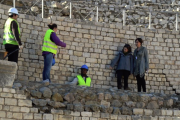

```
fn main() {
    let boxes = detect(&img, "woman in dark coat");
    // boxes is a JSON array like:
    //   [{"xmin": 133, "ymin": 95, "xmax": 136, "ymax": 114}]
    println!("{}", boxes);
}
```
[
  {"xmin": 110, "ymin": 44, "xmax": 133, "ymax": 90},
  {"xmin": 133, "ymin": 38, "xmax": 149, "ymax": 92}
]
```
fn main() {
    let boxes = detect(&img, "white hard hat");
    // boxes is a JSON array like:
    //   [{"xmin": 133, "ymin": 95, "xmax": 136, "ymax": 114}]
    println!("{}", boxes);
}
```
[{"xmin": 8, "ymin": 7, "xmax": 19, "ymax": 15}]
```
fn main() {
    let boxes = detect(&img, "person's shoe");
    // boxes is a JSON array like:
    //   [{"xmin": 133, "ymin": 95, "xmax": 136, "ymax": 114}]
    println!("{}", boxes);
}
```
[
  {"xmin": 42, "ymin": 79, "xmax": 50, "ymax": 86},
  {"xmin": 124, "ymin": 87, "xmax": 131, "ymax": 90}
]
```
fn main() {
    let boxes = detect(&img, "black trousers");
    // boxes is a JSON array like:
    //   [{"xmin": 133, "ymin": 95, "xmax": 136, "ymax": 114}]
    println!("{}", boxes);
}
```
[
  {"xmin": 136, "ymin": 75, "xmax": 146, "ymax": 92},
  {"xmin": 116, "ymin": 70, "xmax": 130, "ymax": 89},
  {"xmin": 5, "ymin": 46, "xmax": 19, "ymax": 63}
]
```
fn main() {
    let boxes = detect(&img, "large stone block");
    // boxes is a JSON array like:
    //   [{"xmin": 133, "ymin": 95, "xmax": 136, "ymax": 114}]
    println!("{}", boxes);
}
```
[{"xmin": 0, "ymin": 60, "xmax": 17, "ymax": 87}]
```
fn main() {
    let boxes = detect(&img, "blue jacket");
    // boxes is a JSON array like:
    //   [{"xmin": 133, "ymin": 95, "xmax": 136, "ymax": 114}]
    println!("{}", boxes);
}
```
[{"xmin": 111, "ymin": 51, "xmax": 133, "ymax": 74}]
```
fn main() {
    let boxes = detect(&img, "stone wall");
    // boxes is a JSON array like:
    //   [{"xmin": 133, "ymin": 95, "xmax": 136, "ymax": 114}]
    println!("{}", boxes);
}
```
[
  {"xmin": 1, "ymin": 0, "xmax": 180, "ymax": 30},
  {"xmin": 0, "ymin": 81, "xmax": 179, "ymax": 120},
  {"xmin": 0, "ymin": 3, "xmax": 180, "ymax": 94}
]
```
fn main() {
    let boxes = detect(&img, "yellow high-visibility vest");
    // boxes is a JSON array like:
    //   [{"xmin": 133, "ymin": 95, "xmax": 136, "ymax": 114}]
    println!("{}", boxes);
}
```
[{"xmin": 42, "ymin": 29, "xmax": 58, "ymax": 54}]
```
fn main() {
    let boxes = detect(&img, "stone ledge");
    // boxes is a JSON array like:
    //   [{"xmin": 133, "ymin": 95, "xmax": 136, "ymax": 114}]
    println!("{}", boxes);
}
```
[{"xmin": 0, "ymin": 60, "xmax": 17, "ymax": 87}]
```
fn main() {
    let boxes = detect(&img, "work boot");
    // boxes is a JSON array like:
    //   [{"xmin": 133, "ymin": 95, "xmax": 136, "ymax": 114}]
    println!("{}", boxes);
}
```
[{"xmin": 42, "ymin": 79, "xmax": 50, "ymax": 86}]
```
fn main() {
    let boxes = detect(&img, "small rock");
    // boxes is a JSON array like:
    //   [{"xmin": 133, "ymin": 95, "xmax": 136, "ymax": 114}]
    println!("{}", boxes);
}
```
[
  {"xmin": 136, "ymin": 102, "xmax": 145, "ymax": 108},
  {"xmin": 105, "ymin": 93, "xmax": 112, "ymax": 100},
  {"xmin": 39, "ymin": 87, "xmax": 52, "ymax": 98},
  {"xmin": 113, "ymin": 107, "xmax": 121, "ymax": 115},
  {"xmin": 126, "ymin": 101, "xmax": 136, "ymax": 107},
  {"xmin": 52, "ymin": 93, "xmax": 63, "ymax": 102},
  {"xmin": 13, "ymin": 83, "xmax": 22, "ymax": 88},
  {"xmin": 147, "ymin": 101, "xmax": 159, "ymax": 109},
  {"xmin": 31, "ymin": 6, "xmax": 39, "ymax": 12},
  {"xmin": 31, "ymin": 90, "xmax": 42, "ymax": 98},
  {"xmin": 111, "ymin": 100, "xmax": 122, "ymax": 107},
  {"xmin": 101, "ymin": 100, "xmax": 110, "ymax": 107},
  {"xmin": 48, "ymin": 101, "xmax": 66, "ymax": 108},
  {"xmin": 74, "ymin": 104, "xmax": 84, "ymax": 112},
  {"xmin": 67, "ymin": 104, "xmax": 74, "ymax": 110},
  {"xmin": 32, "ymin": 99, "xmax": 48, "ymax": 106},
  {"xmin": 164, "ymin": 99, "xmax": 173, "ymax": 107},
  {"xmin": 120, "ymin": 106, "xmax": 132, "ymax": 115},
  {"xmin": 120, "ymin": 94, "xmax": 129, "ymax": 102},
  {"xmin": 90, "ymin": 104, "xmax": 100, "ymax": 112},
  {"xmin": 64, "ymin": 93, "xmax": 75, "ymax": 102},
  {"xmin": 98, "ymin": 93, "xmax": 104, "ymax": 100},
  {"xmin": 100, "ymin": 105, "xmax": 113, "ymax": 113}
]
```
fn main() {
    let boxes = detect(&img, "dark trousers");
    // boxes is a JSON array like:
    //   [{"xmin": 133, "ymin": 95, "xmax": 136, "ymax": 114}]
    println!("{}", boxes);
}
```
[
  {"xmin": 136, "ymin": 75, "xmax": 146, "ymax": 92},
  {"xmin": 5, "ymin": 46, "xmax": 19, "ymax": 63},
  {"xmin": 43, "ymin": 53, "xmax": 53, "ymax": 82},
  {"xmin": 116, "ymin": 70, "xmax": 130, "ymax": 89}
]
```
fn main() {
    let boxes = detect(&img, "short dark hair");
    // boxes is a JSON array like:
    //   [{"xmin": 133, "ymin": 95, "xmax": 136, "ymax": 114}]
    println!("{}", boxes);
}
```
[
  {"xmin": 123, "ymin": 44, "xmax": 132, "ymax": 53},
  {"xmin": 135, "ymin": 38, "xmax": 143, "ymax": 45},
  {"xmin": 48, "ymin": 23, "xmax": 57, "ymax": 30},
  {"xmin": 8, "ymin": 13, "xmax": 17, "ymax": 18}
]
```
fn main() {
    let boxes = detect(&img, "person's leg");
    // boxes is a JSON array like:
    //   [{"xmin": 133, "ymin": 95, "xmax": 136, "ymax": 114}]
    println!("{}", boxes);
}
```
[
  {"xmin": 116, "ymin": 70, "xmax": 123, "ymax": 89},
  {"xmin": 43, "ymin": 53, "xmax": 53, "ymax": 82},
  {"xmin": 6, "ymin": 47, "xmax": 19, "ymax": 63},
  {"xmin": 141, "ymin": 76, "xmax": 146, "ymax": 92},
  {"xmin": 136, "ymin": 75, "xmax": 141, "ymax": 92},
  {"xmin": 123, "ymin": 70, "xmax": 130, "ymax": 89}
]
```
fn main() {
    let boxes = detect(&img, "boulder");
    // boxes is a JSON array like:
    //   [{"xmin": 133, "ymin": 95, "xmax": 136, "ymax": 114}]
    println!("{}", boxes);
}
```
[
  {"xmin": 52, "ymin": 93, "xmax": 63, "ymax": 102},
  {"xmin": 111, "ymin": 100, "xmax": 122, "ymax": 107},
  {"xmin": 32, "ymin": 99, "xmax": 48, "ymax": 106},
  {"xmin": 64, "ymin": 93, "xmax": 75, "ymax": 102},
  {"xmin": 31, "ymin": 90, "xmax": 42, "ymax": 98},
  {"xmin": 48, "ymin": 101, "xmax": 66, "ymax": 108},
  {"xmin": 74, "ymin": 104, "xmax": 84, "ymax": 112},
  {"xmin": 147, "ymin": 101, "xmax": 159, "ymax": 109},
  {"xmin": 39, "ymin": 87, "xmax": 52, "ymax": 98},
  {"xmin": 120, "ymin": 106, "xmax": 132, "ymax": 115}
]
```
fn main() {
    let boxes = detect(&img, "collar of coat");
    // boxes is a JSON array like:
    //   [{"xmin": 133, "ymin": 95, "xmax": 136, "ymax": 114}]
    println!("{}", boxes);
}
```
[{"xmin": 119, "ymin": 51, "xmax": 132, "ymax": 55}]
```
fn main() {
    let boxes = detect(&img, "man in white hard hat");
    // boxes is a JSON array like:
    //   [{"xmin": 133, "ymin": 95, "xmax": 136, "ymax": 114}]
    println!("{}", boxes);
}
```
[{"xmin": 3, "ymin": 7, "xmax": 23, "ymax": 63}]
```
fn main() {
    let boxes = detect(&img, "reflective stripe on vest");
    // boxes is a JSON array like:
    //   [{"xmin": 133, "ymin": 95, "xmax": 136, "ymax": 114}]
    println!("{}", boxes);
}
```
[
  {"xmin": 42, "ymin": 29, "xmax": 58, "ymax": 54},
  {"xmin": 77, "ymin": 75, "xmax": 91, "ymax": 87},
  {"xmin": 3, "ymin": 18, "xmax": 21, "ymax": 45}
]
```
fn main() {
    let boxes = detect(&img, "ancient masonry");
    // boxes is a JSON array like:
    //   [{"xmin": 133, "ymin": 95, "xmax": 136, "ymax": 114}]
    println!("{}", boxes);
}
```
[
  {"xmin": 1, "ymin": 2, "xmax": 180, "ymax": 94},
  {"xmin": 1, "ymin": 60, "xmax": 180, "ymax": 120},
  {"xmin": 1, "ymin": 0, "xmax": 180, "ymax": 30}
]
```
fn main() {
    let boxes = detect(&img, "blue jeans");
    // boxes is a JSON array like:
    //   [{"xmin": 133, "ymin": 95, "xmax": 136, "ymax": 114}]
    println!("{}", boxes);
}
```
[{"xmin": 43, "ymin": 53, "xmax": 53, "ymax": 82}]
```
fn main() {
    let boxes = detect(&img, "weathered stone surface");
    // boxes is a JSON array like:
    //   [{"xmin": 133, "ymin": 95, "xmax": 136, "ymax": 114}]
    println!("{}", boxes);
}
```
[
  {"xmin": 52, "ymin": 93, "xmax": 63, "ymax": 102},
  {"xmin": 48, "ymin": 101, "xmax": 66, "ymax": 108},
  {"xmin": 30, "ymin": 90, "xmax": 42, "ymax": 98},
  {"xmin": 113, "ymin": 107, "xmax": 121, "ymax": 115},
  {"xmin": 120, "ymin": 107, "xmax": 132, "ymax": 115},
  {"xmin": 64, "ymin": 93, "xmax": 75, "ymax": 102},
  {"xmin": 101, "ymin": 100, "xmax": 110, "ymax": 108},
  {"xmin": 111, "ymin": 100, "xmax": 122, "ymax": 107},
  {"xmin": 0, "ymin": 60, "xmax": 17, "ymax": 87},
  {"xmin": 147, "ymin": 101, "xmax": 159, "ymax": 109},
  {"xmin": 136, "ymin": 102, "xmax": 146, "ymax": 108},
  {"xmin": 74, "ymin": 104, "xmax": 84, "ymax": 112},
  {"xmin": 164, "ymin": 99, "xmax": 173, "ymax": 107},
  {"xmin": 32, "ymin": 99, "xmax": 48, "ymax": 106},
  {"xmin": 39, "ymin": 87, "xmax": 52, "ymax": 98},
  {"xmin": 90, "ymin": 104, "xmax": 100, "ymax": 112}
]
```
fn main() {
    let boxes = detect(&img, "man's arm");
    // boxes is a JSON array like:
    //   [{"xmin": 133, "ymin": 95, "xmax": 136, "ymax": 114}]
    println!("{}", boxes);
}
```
[
  {"xmin": 69, "ymin": 78, "xmax": 78, "ymax": 85},
  {"xmin": 11, "ymin": 21, "xmax": 22, "ymax": 45}
]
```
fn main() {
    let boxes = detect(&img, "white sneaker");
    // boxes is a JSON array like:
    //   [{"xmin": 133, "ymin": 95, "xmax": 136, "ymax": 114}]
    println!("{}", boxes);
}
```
[{"xmin": 42, "ymin": 79, "xmax": 50, "ymax": 85}]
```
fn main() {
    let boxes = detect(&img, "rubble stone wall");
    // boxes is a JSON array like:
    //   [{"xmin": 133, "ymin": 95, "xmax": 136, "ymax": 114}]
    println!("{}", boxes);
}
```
[
  {"xmin": 0, "ymin": 3, "xmax": 180, "ymax": 94},
  {"xmin": 1, "ymin": 0, "xmax": 180, "ymax": 30},
  {"xmin": 1, "ymin": 82, "xmax": 180, "ymax": 120}
]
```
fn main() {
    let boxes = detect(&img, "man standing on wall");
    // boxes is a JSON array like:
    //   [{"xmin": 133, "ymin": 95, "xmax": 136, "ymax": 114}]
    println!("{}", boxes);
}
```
[{"xmin": 3, "ymin": 7, "xmax": 23, "ymax": 63}]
